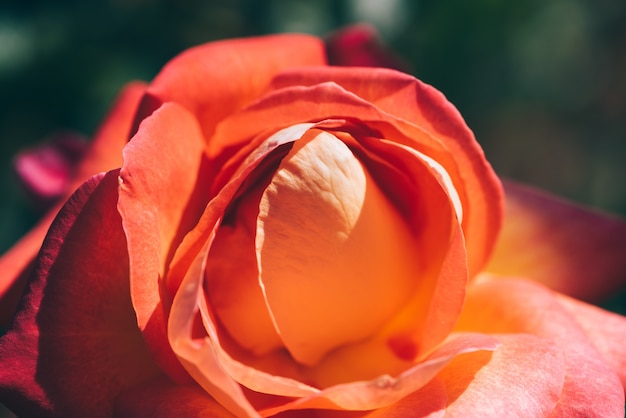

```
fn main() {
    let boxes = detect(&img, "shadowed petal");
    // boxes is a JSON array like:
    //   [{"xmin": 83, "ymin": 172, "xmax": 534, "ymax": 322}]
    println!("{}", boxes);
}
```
[
  {"xmin": 0, "ymin": 171, "xmax": 160, "ymax": 418},
  {"xmin": 485, "ymin": 179, "xmax": 626, "ymax": 301}
]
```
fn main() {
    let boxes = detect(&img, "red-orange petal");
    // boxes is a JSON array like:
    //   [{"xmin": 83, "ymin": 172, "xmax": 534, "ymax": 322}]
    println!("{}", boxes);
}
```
[
  {"xmin": 133, "ymin": 34, "xmax": 326, "ymax": 146},
  {"xmin": 118, "ymin": 102, "xmax": 210, "ymax": 382},
  {"xmin": 0, "ymin": 171, "xmax": 160, "ymax": 418},
  {"xmin": 455, "ymin": 275, "xmax": 624, "ymax": 416},
  {"xmin": 0, "ymin": 81, "xmax": 145, "ymax": 328},
  {"xmin": 269, "ymin": 67, "xmax": 504, "ymax": 278},
  {"xmin": 485, "ymin": 179, "xmax": 626, "ymax": 301}
]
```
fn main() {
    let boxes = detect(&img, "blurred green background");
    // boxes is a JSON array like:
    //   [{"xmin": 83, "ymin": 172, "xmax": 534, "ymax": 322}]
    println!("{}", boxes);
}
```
[{"xmin": 0, "ymin": 0, "xmax": 625, "ymax": 252}]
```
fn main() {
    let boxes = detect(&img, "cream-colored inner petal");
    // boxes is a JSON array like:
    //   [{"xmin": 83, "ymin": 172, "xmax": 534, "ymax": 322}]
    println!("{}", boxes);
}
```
[{"xmin": 257, "ymin": 130, "xmax": 421, "ymax": 366}]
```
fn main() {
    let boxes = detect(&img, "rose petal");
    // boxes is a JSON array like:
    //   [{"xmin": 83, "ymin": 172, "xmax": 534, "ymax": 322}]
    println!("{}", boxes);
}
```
[
  {"xmin": 359, "ymin": 378, "xmax": 447, "ymax": 418},
  {"xmin": 0, "ymin": 81, "xmax": 145, "ymax": 328},
  {"xmin": 485, "ymin": 179, "xmax": 626, "ymax": 301},
  {"xmin": 0, "ymin": 171, "xmax": 160, "ymax": 418},
  {"xmin": 203, "ymin": 124, "xmax": 318, "ymax": 358},
  {"xmin": 114, "ymin": 376, "xmax": 234, "ymax": 418},
  {"xmin": 347, "ymin": 137, "xmax": 467, "ymax": 361},
  {"xmin": 269, "ymin": 67, "xmax": 504, "ymax": 278},
  {"xmin": 118, "ymin": 102, "xmax": 210, "ymax": 382},
  {"xmin": 168, "ymin": 241, "xmax": 262, "ymax": 417},
  {"xmin": 265, "ymin": 379, "xmax": 447, "ymax": 418},
  {"xmin": 281, "ymin": 134, "xmax": 468, "ymax": 387},
  {"xmin": 260, "ymin": 333, "xmax": 499, "ymax": 415},
  {"xmin": 257, "ymin": 130, "xmax": 421, "ymax": 366},
  {"xmin": 133, "ymin": 34, "xmax": 326, "ymax": 146},
  {"xmin": 438, "ymin": 334, "xmax": 564, "ymax": 417},
  {"xmin": 557, "ymin": 294, "xmax": 626, "ymax": 387},
  {"xmin": 455, "ymin": 275, "xmax": 625, "ymax": 416}
]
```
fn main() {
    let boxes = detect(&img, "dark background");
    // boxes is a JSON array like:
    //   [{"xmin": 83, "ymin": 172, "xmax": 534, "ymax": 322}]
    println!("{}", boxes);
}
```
[{"xmin": 1, "ymin": 0, "xmax": 625, "ymax": 264}]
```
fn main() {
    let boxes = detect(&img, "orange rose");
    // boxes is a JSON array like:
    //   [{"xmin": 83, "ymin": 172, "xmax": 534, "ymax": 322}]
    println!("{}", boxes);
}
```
[{"xmin": 1, "ymin": 33, "xmax": 625, "ymax": 417}]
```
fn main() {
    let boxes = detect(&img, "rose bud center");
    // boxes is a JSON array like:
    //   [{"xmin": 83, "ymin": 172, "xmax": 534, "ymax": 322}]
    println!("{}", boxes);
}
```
[{"xmin": 206, "ymin": 128, "xmax": 421, "ymax": 367}]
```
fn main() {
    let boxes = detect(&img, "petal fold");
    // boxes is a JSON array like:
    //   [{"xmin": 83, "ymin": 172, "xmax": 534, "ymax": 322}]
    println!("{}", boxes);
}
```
[{"xmin": 260, "ymin": 333, "xmax": 499, "ymax": 415}]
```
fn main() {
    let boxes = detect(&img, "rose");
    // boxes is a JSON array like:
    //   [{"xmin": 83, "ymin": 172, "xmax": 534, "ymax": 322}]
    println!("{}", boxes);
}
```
[{"xmin": 1, "ymin": 32, "xmax": 626, "ymax": 418}]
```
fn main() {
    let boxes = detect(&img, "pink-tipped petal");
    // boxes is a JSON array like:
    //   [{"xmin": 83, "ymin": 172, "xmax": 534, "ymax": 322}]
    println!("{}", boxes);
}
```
[
  {"xmin": 0, "ymin": 171, "xmax": 160, "ymax": 418},
  {"xmin": 486, "ymin": 179, "xmax": 626, "ymax": 301},
  {"xmin": 557, "ymin": 294, "xmax": 626, "ymax": 388},
  {"xmin": 455, "ymin": 276, "xmax": 625, "ymax": 416}
]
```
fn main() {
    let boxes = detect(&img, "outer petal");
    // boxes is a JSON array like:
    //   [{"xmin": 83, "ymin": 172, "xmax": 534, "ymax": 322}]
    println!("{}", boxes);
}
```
[
  {"xmin": 0, "ymin": 171, "xmax": 160, "ymax": 418},
  {"xmin": 0, "ymin": 82, "xmax": 146, "ymax": 327},
  {"xmin": 485, "ymin": 179, "xmax": 626, "ymax": 301},
  {"xmin": 455, "ymin": 275, "xmax": 624, "ymax": 417},
  {"xmin": 269, "ymin": 67, "xmax": 504, "ymax": 278},
  {"xmin": 557, "ymin": 294, "xmax": 626, "ymax": 387},
  {"xmin": 118, "ymin": 102, "xmax": 211, "ymax": 382},
  {"xmin": 133, "ymin": 34, "xmax": 326, "ymax": 145}
]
